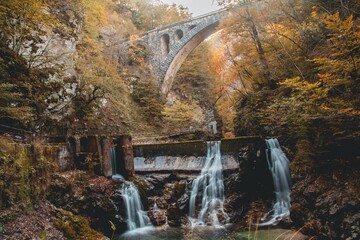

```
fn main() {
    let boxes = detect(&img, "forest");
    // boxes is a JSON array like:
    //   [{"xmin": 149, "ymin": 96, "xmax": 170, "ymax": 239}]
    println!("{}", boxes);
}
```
[
  {"xmin": 1, "ymin": 0, "xmax": 359, "ymax": 138},
  {"xmin": 0, "ymin": 0, "xmax": 359, "ymax": 239}
]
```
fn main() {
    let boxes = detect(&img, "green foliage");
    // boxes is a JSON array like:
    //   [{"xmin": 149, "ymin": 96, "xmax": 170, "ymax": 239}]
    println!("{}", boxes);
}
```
[
  {"xmin": 41, "ymin": 230, "xmax": 47, "ymax": 240},
  {"xmin": 172, "ymin": 43, "xmax": 212, "ymax": 106},
  {"xmin": 0, "ymin": 1, "xmax": 71, "ymax": 130},
  {"xmin": 53, "ymin": 209, "xmax": 105, "ymax": 240},
  {"xmin": 0, "ymin": 0, "xmax": 56, "ymax": 56},
  {"xmin": 109, "ymin": 220, "xmax": 116, "ymax": 240},
  {"xmin": 0, "ymin": 139, "xmax": 58, "ymax": 210},
  {"xmin": 0, "ymin": 44, "xmax": 32, "ymax": 126},
  {"xmin": 131, "ymin": 79, "xmax": 164, "ymax": 126}
]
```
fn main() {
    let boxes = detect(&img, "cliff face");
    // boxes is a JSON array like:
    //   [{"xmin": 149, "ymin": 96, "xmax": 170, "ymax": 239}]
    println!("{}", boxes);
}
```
[
  {"xmin": 289, "ymin": 116, "xmax": 360, "ymax": 239},
  {"xmin": 235, "ymin": 89, "xmax": 360, "ymax": 239},
  {"xmin": 1, "ymin": 0, "xmax": 164, "ymax": 135}
]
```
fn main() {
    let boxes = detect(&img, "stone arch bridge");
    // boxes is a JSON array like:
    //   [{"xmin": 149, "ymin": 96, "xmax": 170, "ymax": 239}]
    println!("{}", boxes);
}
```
[{"xmin": 120, "ymin": 9, "xmax": 230, "ymax": 95}]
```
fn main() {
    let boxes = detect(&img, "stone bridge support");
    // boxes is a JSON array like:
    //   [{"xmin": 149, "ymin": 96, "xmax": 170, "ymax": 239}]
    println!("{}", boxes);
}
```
[
  {"xmin": 114, "ymin": 135, "xmax": 134, "ymax": 179},
  {"xmin": 48, "ymin": 135, "xmax": 135, "ymax": 179}
]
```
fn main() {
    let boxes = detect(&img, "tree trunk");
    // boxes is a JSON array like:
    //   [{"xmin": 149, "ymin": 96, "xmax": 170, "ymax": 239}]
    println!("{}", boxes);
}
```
[{"xmin": 246, "ymin": 9, "xmax": 275, "ymax": 89}]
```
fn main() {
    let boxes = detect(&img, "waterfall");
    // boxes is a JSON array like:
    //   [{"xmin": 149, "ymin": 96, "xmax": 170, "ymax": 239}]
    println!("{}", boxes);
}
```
[
  {"xmin": 121, "ymin": 182, "xmax": 153, "ymax": 231},
  {"xmin": 111, "ymin": 147, "xmax": 124, "ymax": 180},
  {"xmin": 58, "ymin": 145, "xmax": 70, "ymax": 171},
  {"xmin": 188, "ymin": 141, "xmax": 229, "ymax": 227},
  {"xmin": 260, "ymin": 138, "xmax": 291, "ymax": 226}
]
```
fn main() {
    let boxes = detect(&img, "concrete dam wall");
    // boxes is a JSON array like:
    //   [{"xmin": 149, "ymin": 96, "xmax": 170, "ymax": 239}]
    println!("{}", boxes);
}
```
[{"xmin": 133, "ymin": 137, "xmax": 264, "ymax": 173}]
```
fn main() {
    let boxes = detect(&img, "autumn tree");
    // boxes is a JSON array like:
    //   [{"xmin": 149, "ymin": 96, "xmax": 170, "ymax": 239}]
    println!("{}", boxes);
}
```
[
  {"xmin": 218, "ymin": 0, "xmax": 275, "ymax": 88},
  {"xmin": 208, "ymin": 47, "xmax": 243, "ymax": 133},
  {"xmin": 131, "ymin": 78, "xmax": 165, "ymax": 127},
  {"xmin": 215, "ymin": 0, "xmax": 359, "ymax": 136},
  {"xmin": 162, "ymin": 100, "xmax": 205, "ymax": 130},
  {"xmin": 130, "ymin": 0, "xmax": 190, "ymax": 31},
  {"xmin": 0, "ymin": 0, "xmax": 68, "ymax": 130},
  {"xmin": 0, "ymin": 44, "xmax": 32, "ymax": 125},
  {"xmin": 165, "ymin": 41, "xmax": 219, "ymax": 132}
]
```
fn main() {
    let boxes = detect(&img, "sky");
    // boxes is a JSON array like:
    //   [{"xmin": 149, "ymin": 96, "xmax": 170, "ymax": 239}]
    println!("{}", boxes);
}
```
[{"xmin": 160, "ymin": 0, "xmax": 221, "ymax": 16}]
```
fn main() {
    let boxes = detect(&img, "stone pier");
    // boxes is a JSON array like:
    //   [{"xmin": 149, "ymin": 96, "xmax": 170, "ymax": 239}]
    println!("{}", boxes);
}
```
[{"xmin": 47, "ymin": 134, "xmax": 135, "ymax": 179}]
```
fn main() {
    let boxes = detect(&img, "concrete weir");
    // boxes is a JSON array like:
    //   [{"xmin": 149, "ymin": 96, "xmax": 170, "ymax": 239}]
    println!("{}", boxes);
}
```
[
  {"xmin": 133, "ymin": 137, "xmax": 263, "ymax": 174},
  {"xmin": 47, "ymin": 135, "xmax": 264, "ymax": 178}
]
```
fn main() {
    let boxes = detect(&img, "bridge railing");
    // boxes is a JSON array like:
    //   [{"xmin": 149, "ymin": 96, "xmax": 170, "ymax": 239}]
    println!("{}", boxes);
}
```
[
  {"xmin": 116, "ymin": 8, "xmax": 229, "ymax": 45},
  {"xmin": 144, "ymin": 8, "xmax": 229, "ymax": 34}
]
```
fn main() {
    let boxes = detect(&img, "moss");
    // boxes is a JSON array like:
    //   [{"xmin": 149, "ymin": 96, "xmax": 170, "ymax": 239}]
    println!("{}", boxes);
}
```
[
  {"xmin": 172, "ymin": 182, "xmax": 186, "ymax": 200},
  {"xmin": 0, "ymin": 139, "xmax": 59, "ymax": 210},
  {"xmin": 53, "ymin": 209, "xmax": 105, "ymax": 240}
]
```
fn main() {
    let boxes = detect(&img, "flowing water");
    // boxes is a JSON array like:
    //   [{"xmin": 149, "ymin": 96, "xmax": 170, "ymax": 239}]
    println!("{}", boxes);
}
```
[
  {"xmin": 111, "ymin": 147, "xmax": 124, "ymax": 180},
  {"xmin": 118, "ymin": 226, "xmax": 307, "ymax": 240},
  {"xmin": 117, "ymin": 139, "xmax": 303, "ymax": 239},
  {"xmin": 188, "ymin": 141, "xmax": 230, "ymax": 227},
  {"xmin": 121, "ymin": 182, "xmax": 153, "ymax": 231},
  {"xmin": 260, "ymin": 138, "xmax": 291, "ymax": 226}
]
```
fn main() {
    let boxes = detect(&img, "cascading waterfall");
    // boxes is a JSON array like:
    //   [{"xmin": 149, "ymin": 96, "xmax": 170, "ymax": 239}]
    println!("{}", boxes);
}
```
[
  {"xmin": 189, "ymin": 141, "xmax": 230, "ymax": 227},
  {"xmin": 260, "ymin": 138, "xmax": 291, "ymax": 226},
  {"xmin": 111, "ymin": 147, "xmax": 117, "ymax": 175},
  {"xmin": 111, "ymin": 147, "xmax": 124, "ymax": 180},
  {"xmin": 121, "ymin": 182, "xmax": 153, "ymax": 231},
  {"xmin": 58, "ymin": 145, "xmax": 70, "ymax": 170}
]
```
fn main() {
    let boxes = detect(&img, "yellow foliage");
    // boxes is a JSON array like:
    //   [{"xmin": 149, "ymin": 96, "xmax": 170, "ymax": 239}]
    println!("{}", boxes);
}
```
[
  {"xmin": 81, "ymin": 0, "xmax": 109, "ymax": 37},
  {"xmin": 162, "ymin": 100, "xmax": 204, "ymax": 129}
]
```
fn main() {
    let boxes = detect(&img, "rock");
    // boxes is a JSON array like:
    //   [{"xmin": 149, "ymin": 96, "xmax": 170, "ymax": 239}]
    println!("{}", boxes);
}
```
[
  {"xmin": 290, "ymin": 167, "xmax": 360, "ymax": 239},
  {"xmin": 148, "ymin": 209, "xmax": 167, "ymax": 226},
  {"xmin": 52, "ymin": 208, "xmax": 108, "ymax": 240},
  {"xmin": 46, "ymin": 171, "xmax": 127, "ymax": 237},
  {"xmin": 167, "ymin": 203, "xmax": 181, "ymax": 227},
  {"xmin": 277, "ymin": 216, "xmax": 293, "ymax": 228},
  {"xmin": 177, "ymin": 193, "xmax": 189, "ymax": 212}
]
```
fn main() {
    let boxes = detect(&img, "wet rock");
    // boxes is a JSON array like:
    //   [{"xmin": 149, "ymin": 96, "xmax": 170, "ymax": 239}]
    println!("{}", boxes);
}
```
[
  {"xmin": 277, "ymin": 216, "xmax": 293, "ymax": 228},
  {"xmin": 46, "ymin": 171, "xmax": 127, "ymax": 237},
  {"xmin": 177, "ymin": 193, "xmax": 189, "ymax": 212},
  {"xmin": 52, "ymin": 208, "xmax": 108, "ymax": 240},
  {"xmin": 167, "ymin": 203, "xmax": 181, "ymax": 227},
  {"xmin": 290, "ymin": 168, "xmax": 360, "ymax": 239},
  {"xmin": 148, "ymin": 209, "xmax": 167, "ymax": 226}
]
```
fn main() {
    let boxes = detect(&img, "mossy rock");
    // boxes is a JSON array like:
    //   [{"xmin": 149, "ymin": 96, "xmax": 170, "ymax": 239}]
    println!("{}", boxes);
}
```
[
  {"xmin": 53, "ymin": 209, "xmax": 108, "ymax": 240},
  {"xmin": 172, "ymin": 181, "xmax": 186, "ymax": 199}
]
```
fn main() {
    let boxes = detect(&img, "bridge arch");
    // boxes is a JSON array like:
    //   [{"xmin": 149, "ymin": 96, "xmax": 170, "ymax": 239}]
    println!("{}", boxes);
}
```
[
  {"xmin": 160, "ymin": 34, "xmax": 170, "ymax": 60},
  {"xmin": 189, "ymin": 25, "xmax": 196, "ymax": 30},
  {"xmin": 161, "ymin": 23, "xmax": 221, "ymax": 94},
  {"xmin": 159, "ymin": 10, "xmax": 229, "ymax": 94},
  {"xmin": 174, "ymin": 29, "xmax": 184, "ymax": 42}
]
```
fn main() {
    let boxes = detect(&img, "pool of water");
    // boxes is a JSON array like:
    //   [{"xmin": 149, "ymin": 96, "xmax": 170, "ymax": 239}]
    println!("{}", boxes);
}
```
[{"xmin": 118, "ymin": 226, "xmax": 307, "ymax": 240}]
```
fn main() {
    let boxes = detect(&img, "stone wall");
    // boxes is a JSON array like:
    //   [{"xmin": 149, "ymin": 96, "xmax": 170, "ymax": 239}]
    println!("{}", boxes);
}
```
[{"xmin": 48, "ymin": 135, "xmax": 135, "ymax": 178}]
